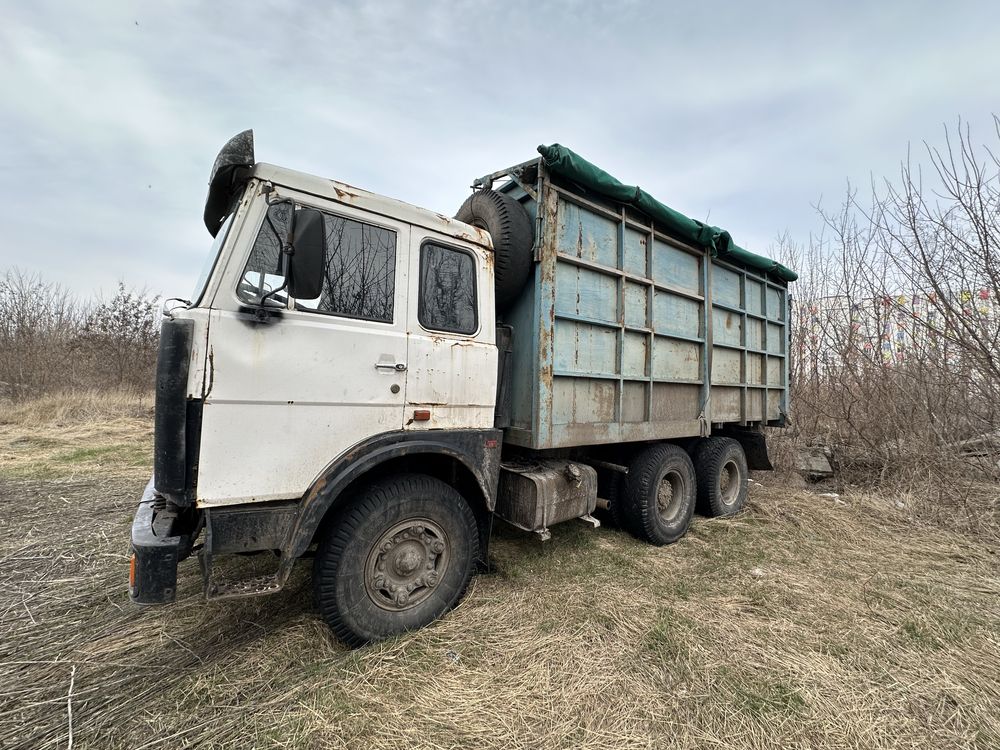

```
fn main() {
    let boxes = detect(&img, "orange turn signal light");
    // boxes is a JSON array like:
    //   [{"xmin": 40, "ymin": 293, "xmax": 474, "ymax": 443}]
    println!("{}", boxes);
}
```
[
  {"xmin": 413, "ymin": 409, "xmax": 431, "ymax": 421},
  {"xmin": 129, "ymin": 553, "xmax": 136, "ymax": 590}
]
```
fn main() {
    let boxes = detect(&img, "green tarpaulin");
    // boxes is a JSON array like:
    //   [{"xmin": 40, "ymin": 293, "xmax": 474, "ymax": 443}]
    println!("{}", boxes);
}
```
[{"xmin": 537, "ymin": 144, "xmax": 798, "ymax": 283}]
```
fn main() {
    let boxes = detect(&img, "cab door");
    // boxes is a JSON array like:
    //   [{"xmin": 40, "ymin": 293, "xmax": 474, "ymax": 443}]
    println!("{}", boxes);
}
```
[
  {"xmin": 198, "ymin": 195, "xmax": 410, "ymax": 505},
  {"xmin": 405, "ymin": 234, "xmax": 497, "ymax": 430}
]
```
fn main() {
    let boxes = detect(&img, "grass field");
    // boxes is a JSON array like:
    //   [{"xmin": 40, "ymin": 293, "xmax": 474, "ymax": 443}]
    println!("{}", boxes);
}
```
[{"xmin": 1, "ymin": 393, "xmax": 998, "ymax": 749}]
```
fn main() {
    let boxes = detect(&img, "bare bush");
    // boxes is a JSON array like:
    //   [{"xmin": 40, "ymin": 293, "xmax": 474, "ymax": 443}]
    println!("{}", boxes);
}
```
[
  {"xmin": 80, "ymin": 283, "xmax": 159, "ymax": 390},
  {"xmin": 0, "ymin": 270, "xmax": 84, "ymax": 400},
  {"xmin": 0, "ymin": 270, "xmax": 159, "ymax": 401},
  {"xmin": 787, "ymin": 117, "xmax": 1000, "ymax": 533}
]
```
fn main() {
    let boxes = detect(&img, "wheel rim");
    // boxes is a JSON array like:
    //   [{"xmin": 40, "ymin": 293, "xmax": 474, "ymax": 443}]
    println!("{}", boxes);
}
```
[
  {"xmin": 364, "ymin": 517, "xmax": 450, "ymax": 612},
  {"xmin": 719, "ymin": 459, "xmax": 743, "ymax": 506},
  {"xmin": 656, "ymin": 470, "xmax": 687, "ymax": 523}
]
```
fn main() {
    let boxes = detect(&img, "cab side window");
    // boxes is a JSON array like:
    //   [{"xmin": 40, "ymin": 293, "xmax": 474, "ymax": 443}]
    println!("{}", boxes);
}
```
[
  {"xmin": 418, "ymin": 243, "xmax": 477, "ymax": 335},
  {"xmin": 238, "ymin": 203, "xmax": 397, "ymax": 323}
]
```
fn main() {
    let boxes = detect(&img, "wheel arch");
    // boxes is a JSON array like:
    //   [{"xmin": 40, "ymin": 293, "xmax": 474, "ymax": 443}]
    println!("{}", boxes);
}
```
[{"xmin": 282, "ymin": 430, "xmax": 501, "ymax": 561}]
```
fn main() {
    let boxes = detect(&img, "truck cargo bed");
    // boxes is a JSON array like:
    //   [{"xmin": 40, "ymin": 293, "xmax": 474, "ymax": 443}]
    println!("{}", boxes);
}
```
[{"xmin": 489, "ymin": 153, "xmax": 790, "ymax": 450}]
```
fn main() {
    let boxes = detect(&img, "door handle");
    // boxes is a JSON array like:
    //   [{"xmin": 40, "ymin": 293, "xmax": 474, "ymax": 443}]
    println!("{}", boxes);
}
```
[{"xmin": 375, "ymin": 362, "xmax": 407, "ymax": 372}]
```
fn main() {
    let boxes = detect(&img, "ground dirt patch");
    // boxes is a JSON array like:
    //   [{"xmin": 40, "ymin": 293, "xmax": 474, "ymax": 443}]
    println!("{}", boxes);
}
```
[{"xmin": 1, "ymin": 412, "xmax": 998, "ymax": 749}]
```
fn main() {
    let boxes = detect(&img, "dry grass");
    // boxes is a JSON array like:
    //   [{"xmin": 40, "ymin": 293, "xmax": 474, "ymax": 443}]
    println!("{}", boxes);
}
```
[
  {"xmin": 0, "ymin": 390, "xmax": 153, "ymax": 480},
  {"xmin": 0, "ymin": 389, "xmax": 154, "ymax": 427},
  {"xmin": 1, "ymin": 401, "xmax": 999, "ymax": 749}
]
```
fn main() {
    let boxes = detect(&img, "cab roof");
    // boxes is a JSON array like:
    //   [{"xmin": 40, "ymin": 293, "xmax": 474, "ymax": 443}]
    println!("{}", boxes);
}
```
[{"xmin": 251, "ymin": 163, "xmax": 493, "ymax": 250}]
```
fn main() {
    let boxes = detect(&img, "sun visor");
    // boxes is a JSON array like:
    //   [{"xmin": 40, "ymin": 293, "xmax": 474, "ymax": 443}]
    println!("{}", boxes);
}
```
[{"xmin": 203, "ymin": 129, "xmax": 255, "ymax": 237}]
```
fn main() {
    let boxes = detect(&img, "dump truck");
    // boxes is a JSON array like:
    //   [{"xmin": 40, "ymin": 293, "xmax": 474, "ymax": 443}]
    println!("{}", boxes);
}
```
[{"xmin": 130, "ymin": 131, "xmax": 797, "ymax": 646}]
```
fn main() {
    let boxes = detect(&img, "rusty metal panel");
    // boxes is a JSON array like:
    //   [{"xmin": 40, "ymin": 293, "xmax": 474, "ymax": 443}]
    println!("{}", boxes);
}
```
[
  {"xmin": 653, "ymin": 292, "xmax": 701, "ymax": 338},
  {"xmin": 624, "ymin": 281, "xmax": 648, "ymax": 327},
  {"xmin": 623, "ymin": 332, "xmax": 648, "ymax": 378},
  {"xmin": 651, "ymin": 383, "xmax": 701, "ymax": 421},
  {"xmin": 652, "ymin": 239, "xmax": 701, "ymax": 292},
  {"xmin": 498, "ymin": 161, "xmax": 789, "ymax": 450},
  {"xmin": 555, "ymin": 263, "xmax": 618, "ymax": 323},
  {"xmin": 623, "ymin": 228, "xmax": 648, "ymax": 275},
  {"xmin": 711, "ymin": 386, "xmax": 742, "ymax": 422},
  {"xmin": 652, "ymin": 338, "xmax": 700, "ymax": 381},
  {"xmin": 713, "ymin": 308, "xmax": 742, "ymax": 347},
  {"xmin": 711, "ymin": 347, "xmax": 742, "ymax": 385},
  {"xmin": 557, "ymin": 200, "xmax": 618, "ymax": 266},
  {"xmin": 622, "ymin": 381, "xmax": 647, "ymax": 422},
  {"xmin": 553, "ymin": 320, "xmax": 617, "ymax": 375},
  {"xmin": 766, "ymin": 357, "xmax": 783, "ymax": 386},
  {"xmin": 552, "ymin": 377, "xmax": 616, "ymax": 425}
]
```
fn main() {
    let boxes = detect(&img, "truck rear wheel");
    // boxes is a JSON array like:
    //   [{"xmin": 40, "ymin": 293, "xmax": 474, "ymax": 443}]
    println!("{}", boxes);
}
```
[
  {"xmin": 694, "ymin": 437, "xmax": 749, "ymax": 517},
  {"xmin": 313, "ymin": 473, "xmax": 479, "ymax": 646},
  {"xmin": 455, "ymin": 189, "xmax": 534, "ymax": 310},
  {"xmin": 620, "ymin": 444, "xmax": 697, "ymax": 545}
]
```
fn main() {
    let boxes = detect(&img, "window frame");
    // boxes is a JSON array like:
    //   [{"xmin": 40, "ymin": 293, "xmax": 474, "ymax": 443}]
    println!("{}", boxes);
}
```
[
  {"xmin": 417, "ymin": 240, "xmax": 480, "ymax": 336},
  {"xmin": 236, "ymin": 199, "xmax": 400, "ymax": 325}
]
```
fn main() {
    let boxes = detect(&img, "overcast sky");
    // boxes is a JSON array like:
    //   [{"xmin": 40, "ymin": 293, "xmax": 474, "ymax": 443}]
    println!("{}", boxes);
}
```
[{"xmin": 2, "ymin": 0, "xmax": 998, "ymax": 300}]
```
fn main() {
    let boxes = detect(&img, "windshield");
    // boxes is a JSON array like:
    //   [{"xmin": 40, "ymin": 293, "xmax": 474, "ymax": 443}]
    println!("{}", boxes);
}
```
[{"xmin": 190, "ymin": 213, "xmax": 234, "ymax": 305}]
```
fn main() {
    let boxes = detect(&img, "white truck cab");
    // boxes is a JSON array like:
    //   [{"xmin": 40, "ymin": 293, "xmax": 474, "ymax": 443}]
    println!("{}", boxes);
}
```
[{"xmin": 195, "ymin": 164, "xmax": 498, "ymax": 505}]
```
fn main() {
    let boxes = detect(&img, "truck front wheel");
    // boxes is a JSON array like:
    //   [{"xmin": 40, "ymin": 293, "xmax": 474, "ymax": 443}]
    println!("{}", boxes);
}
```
[
  {"xmin": 313, "ymin": 473, "xmax": 479, "ymax": 646},
  {"xmin": 620, "ymin": 444, "xmax": 697, "ymax": 545}
]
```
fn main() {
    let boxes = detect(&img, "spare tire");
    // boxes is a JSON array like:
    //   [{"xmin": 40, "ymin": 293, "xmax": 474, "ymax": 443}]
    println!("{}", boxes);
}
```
[{"xmin": 456, "ymin": 190, "xmax": 534, "ymax": 310}]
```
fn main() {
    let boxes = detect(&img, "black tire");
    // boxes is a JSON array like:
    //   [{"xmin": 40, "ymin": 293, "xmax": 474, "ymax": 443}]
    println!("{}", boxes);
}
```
[
  {"xmin": 313, "ymin": 473, "xmax": 479, "ymax": 647},
  {"xmin": 607, "ymin": 473, "xmax": 629, "ymax": 530},
  {"xmin": 694, "ymin": 437, "xmax": 749, "ymax": 517},
  {"xmin": 455, "ymin": 189, "xmax": 534, "ymax": 309},
  {"xmin": 620, "ymin": 444, "xmax": 697, "ymax": 545}
]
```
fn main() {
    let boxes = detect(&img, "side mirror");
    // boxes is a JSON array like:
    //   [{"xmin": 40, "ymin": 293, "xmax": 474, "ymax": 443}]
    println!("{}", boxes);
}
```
[{"xmin": 287, "ymin": 208, "xmax": 326, "ymax": 300}]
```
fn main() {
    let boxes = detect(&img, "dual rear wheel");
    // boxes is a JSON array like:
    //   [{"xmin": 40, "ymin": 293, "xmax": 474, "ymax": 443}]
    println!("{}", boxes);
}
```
[{"xmin": 611, "ymin": 437, "xmax": 749, "ymax": 546}]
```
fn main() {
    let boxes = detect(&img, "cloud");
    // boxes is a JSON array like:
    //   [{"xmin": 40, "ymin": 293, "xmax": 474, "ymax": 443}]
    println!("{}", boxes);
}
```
[{"xmin": 1, "ymin": 0, "xmax": 999, "ymax": 298}]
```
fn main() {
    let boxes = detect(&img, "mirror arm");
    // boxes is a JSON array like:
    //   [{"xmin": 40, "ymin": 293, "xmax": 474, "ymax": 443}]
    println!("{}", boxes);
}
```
[{"xmin": 257, "ymin": 198, "xmax": 297, "ymax": 309}]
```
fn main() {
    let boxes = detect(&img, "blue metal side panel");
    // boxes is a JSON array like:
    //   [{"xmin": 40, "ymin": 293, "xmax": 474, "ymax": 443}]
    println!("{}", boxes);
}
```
[{"xmin": 500, "ymin": 166, "xmax": 790, "ymax": 450}]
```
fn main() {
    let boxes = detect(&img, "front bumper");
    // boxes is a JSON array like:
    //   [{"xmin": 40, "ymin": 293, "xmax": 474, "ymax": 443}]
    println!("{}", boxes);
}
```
[{"xmin": 129, "ymin": 478, "xmax": 181, "ymax": 604}]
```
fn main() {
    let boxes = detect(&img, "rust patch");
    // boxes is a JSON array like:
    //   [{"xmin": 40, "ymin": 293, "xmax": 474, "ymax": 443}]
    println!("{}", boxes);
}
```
[
  {"xmin": 302, "ymin": 473, "xmax": 328, "ymax": 504},
  {"xmin": 331, "ymin": 184, "xmax": 358, "ymax": 202},
  {"xmin": 594, "ymin": 382, "xmax": 616, "ymax": 422},
  {"xmin": 204, "ymin": 348, "xmax": 215, "ymax": 399}
]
